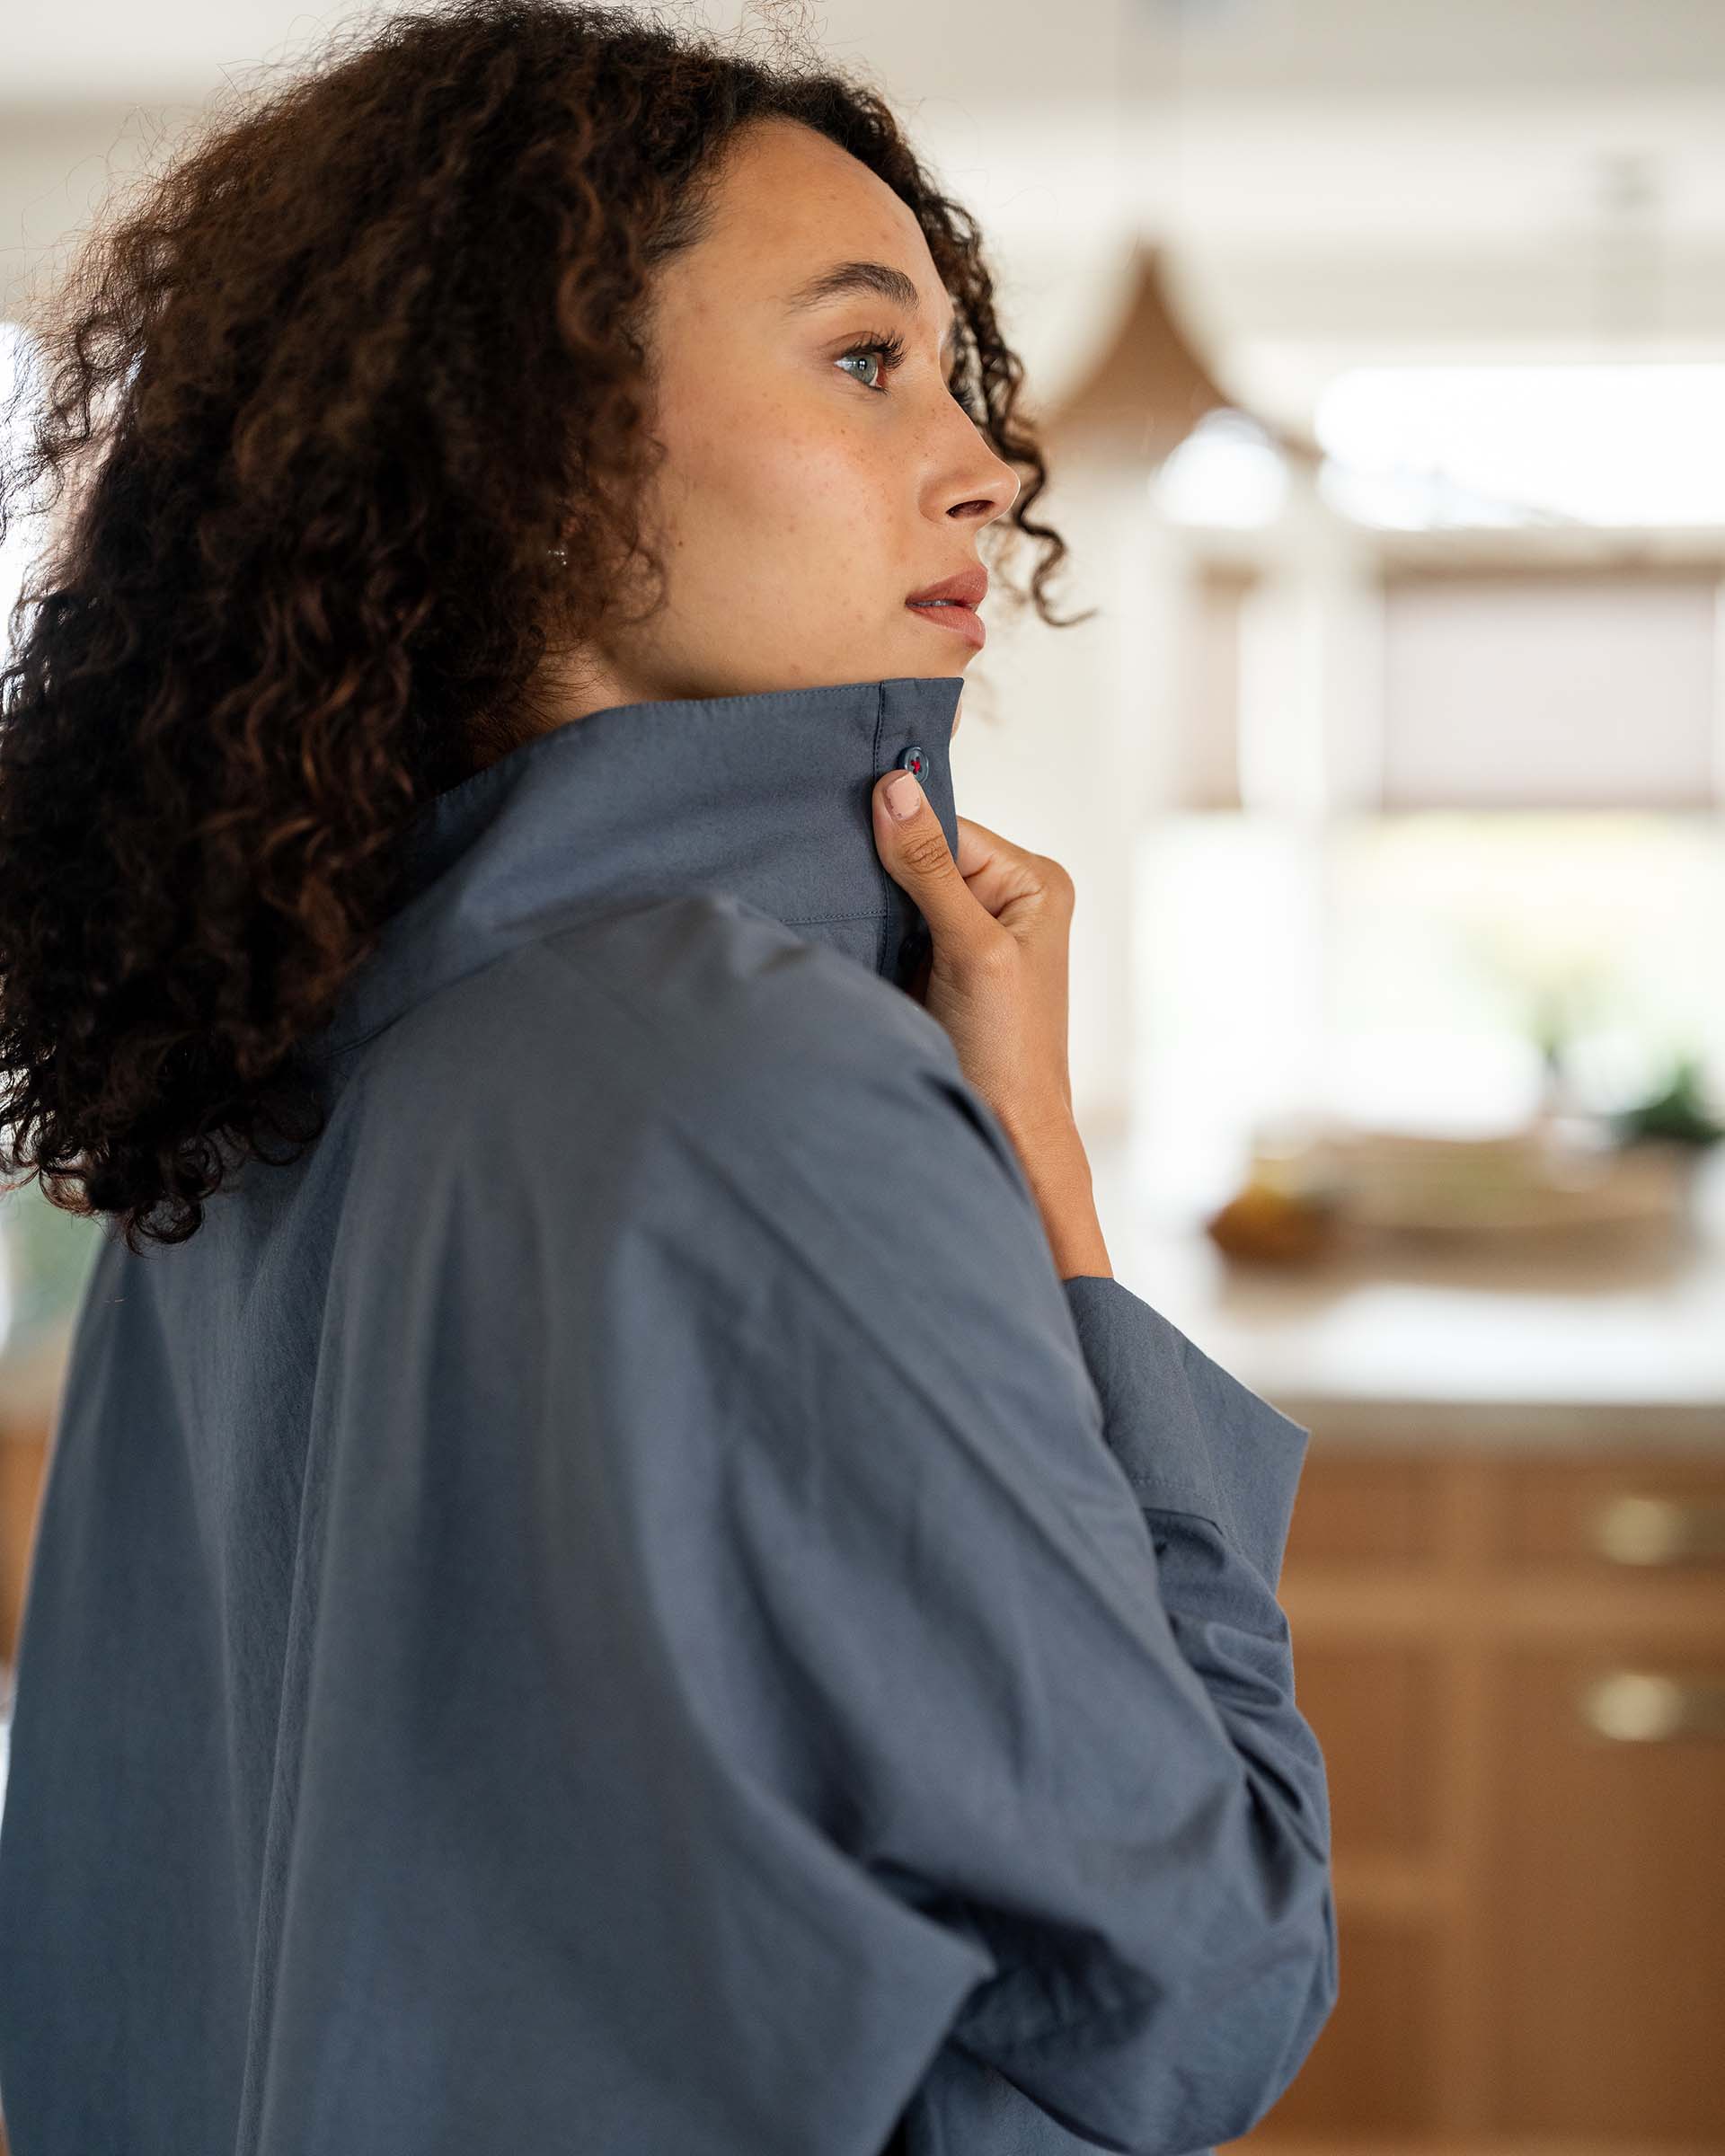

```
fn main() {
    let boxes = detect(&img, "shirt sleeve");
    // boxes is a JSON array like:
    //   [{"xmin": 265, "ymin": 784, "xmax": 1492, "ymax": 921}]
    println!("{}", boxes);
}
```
[{"xmin": 606, "ymin": 945, "xmax": 1340, "ymax": 2156}]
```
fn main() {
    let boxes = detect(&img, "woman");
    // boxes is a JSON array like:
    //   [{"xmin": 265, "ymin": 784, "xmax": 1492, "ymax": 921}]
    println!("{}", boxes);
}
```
[{"xmin": 0, "ymin": 5, "xmax": 1336, "ymax": 2152}]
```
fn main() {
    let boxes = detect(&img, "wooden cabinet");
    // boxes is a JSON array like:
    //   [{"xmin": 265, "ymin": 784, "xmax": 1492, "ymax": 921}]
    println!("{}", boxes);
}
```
[
  {"xmin": 1229, "ymin": 1444, "xmax": 1725, "ymax": 2151},
  {"xmin": 0, "ymin": 1412, "xmax": 50, "ymax": 1674}
]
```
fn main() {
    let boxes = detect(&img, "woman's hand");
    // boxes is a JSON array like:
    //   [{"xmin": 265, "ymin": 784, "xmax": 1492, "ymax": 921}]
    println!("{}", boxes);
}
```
[{"xmin": 871, "ymin": 768, "xmax": 1112, "ymax": 1281}]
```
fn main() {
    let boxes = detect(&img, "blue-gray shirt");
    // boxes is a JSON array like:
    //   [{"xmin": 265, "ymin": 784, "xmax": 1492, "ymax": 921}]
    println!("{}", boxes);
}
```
[{"xmin": 0, "ymin": 673, "xmax": 1337, "ymax": 2155}]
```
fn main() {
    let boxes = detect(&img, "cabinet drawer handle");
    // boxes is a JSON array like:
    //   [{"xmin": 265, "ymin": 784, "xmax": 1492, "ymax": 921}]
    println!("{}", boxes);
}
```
[
  {"xmin": 1577, "ymin": 1672, "xmax": 1725, "ymax": 1741},
  {"xmin": 1587, "ymin": 1494, "xmax": 1725, "ymax": 1565}
]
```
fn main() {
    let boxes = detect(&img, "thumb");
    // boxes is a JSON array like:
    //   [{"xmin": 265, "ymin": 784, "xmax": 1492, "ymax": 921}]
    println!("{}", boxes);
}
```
[{"xmin": 871, "ymin": 767, "xmax": 990, "ymax": 955}]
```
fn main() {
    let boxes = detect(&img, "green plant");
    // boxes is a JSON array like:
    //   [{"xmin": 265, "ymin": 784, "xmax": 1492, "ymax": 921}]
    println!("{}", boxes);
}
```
[{"xmin": 1609, "ymin": 1053, "xmax": 1725, "ymax": 1149}]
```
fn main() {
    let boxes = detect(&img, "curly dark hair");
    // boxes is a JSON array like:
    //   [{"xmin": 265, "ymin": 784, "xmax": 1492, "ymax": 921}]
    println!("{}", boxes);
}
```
[{"xmin": 0, "ymin": 0, "xmax": 1088, "ymax": 1253}]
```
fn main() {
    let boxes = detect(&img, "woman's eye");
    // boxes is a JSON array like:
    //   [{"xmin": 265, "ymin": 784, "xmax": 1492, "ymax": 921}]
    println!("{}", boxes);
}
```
[{"xmin": 836, "ymin": 340, "xmax": 898, "ymax": 392}]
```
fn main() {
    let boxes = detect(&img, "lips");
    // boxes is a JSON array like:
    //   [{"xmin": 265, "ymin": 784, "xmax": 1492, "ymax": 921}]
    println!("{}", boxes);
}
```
[
  {"xmin": 906, "ymin": 566, "xmax": 988, "ymax": 608},
  {"xmin": 906, "ymin": 596, "xmax": 986, "ymax": 649},
  {"xmin": 906, "ymin": 564, "xmax": 988, "ymax": 649}
]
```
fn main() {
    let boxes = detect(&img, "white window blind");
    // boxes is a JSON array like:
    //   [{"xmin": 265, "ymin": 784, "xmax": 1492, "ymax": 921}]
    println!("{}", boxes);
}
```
[{"xmin": 1380, "ymin": 570, "xmax": 1722, "ymax": 810}]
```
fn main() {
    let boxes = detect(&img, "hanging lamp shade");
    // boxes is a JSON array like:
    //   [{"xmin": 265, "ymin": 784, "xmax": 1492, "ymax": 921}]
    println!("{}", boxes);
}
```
[{"xmin": 1044, "ymin": 240, "xmax": 1318, "ymax": 471}]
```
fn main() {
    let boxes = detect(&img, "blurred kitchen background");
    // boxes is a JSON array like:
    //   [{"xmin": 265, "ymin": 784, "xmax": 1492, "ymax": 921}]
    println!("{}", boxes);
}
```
[{"xmin": 3, "ymin": 2, "xmax": 1724, "ymax": 2150}]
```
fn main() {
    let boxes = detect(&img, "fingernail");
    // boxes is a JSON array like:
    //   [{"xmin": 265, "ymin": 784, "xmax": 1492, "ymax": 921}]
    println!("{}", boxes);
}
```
[{"xmin": 885, "ymin": 773, "xmax": 923, "ymax": 822}]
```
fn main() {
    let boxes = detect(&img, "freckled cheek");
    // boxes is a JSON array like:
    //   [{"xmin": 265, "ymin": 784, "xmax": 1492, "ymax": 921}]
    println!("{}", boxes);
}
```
[
  {"xmin": 697, "ymin": 418, "xmax": 891, "ymax": 544},
  {"xmin": 657, "ymin": 399, "xmax": 899, "ymax": 623}
]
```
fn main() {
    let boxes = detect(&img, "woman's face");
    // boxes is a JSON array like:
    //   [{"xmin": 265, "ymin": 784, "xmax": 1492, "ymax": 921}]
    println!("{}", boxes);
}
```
[{"xmin": 561, "ymin": 117, "xmax": 1020, "ymax": 731}]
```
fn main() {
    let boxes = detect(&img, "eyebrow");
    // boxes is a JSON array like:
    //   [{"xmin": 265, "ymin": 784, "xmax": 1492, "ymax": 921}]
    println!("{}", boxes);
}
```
[{"xmin": 783, "ymin": 259, "xmax": 959, "ymax": 357}]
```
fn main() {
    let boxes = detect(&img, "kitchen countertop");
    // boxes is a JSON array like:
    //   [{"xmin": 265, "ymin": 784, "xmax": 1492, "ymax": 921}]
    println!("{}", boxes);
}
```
[{"xmin": 1087, "ymin": 1136, "xmax": 1725, "ymax": 1452}]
